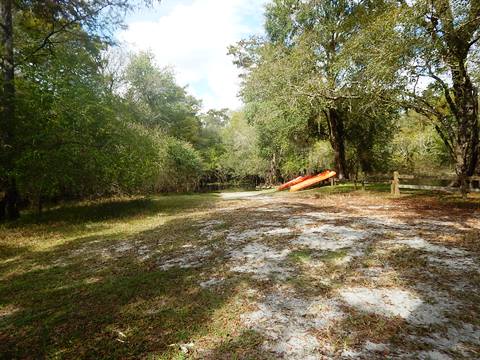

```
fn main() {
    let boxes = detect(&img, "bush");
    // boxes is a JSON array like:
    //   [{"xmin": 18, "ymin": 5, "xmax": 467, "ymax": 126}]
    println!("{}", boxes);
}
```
[
  {"xmin": 155, "ymin": 136, "xmax": 204, "ymax": 192},
  {"xmin": 307, "ymin": 141, "xmax": 334, "ymax": 173}
]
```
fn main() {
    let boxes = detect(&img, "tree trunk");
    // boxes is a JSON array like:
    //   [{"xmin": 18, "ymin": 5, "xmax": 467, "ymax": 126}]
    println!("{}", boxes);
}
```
[
  {"xmin": 0, "ymin": 0, "xmax": 19, "ymax": 220},
  {"xmin": 327, "ymin": 108, "xmax": 348, "ymax": 179},
  {"xmin": 450, "ymin": 60, "xmax": 479, "ymax": 196},
  {"xmin": 269, "ymin": 152, "xmax": 282, "ymax": 185}
]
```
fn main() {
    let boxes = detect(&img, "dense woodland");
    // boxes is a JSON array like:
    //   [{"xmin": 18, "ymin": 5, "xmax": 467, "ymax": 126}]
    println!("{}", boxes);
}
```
[{"xmin": 1, "ymin": 0, "xmax": 479, "ymax": 220}]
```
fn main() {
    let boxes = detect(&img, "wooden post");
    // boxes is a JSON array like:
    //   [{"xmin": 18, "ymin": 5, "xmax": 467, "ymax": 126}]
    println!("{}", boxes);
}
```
[
  {"xmin": 391, "ymin": 171, "xmax": 400, "ymax": 196},
  {"xmin": 361, "ymin": 180, "xmax": 365, "ymax": 191},
  {"xmin": 330, "ymin": 177, "xmax": 334, "ymax": 186}
]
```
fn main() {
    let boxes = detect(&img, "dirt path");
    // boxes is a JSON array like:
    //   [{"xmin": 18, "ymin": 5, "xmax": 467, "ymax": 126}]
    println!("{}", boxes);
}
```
[{"xmin": 162, "ymin": 191, "xmax": 480, "ymax": 359}]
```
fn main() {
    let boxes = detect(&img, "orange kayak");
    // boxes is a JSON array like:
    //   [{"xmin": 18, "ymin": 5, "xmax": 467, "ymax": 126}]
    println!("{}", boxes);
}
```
[
  {"xmin": 277, "ymin": 175, "xmax": 313, "ymax": 191},
  {"xmin": 289, "ymin": 170, "xmax": 336, "ymax": 192}
]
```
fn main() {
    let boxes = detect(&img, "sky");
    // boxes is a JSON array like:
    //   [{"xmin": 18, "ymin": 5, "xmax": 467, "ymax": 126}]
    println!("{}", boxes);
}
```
[{"xmin": 117, "ymin": 0, "xmax": 268, "ymax": 111}]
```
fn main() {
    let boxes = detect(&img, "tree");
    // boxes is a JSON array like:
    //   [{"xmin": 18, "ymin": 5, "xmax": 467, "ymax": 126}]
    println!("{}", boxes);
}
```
[
  {"xmin": 220, "ymin": 111, "xmax": 268, "ymax": 183},
  {"xmin": 349, "ymin": 0, "xmax": 480, "ymax": 194},
  {"xmin": 230, "ymin": 0, "xmax": 397, "ymax": 180},
  {"xmin": 0, "ymin": 0, "xmax": 153, "ymax": 220},
  {"xmin": 12, "ymin": 25, "xmax": 160, "ymax": 208},
  {"xmin": 0, "ymin": 0, "xmax": 17, "ymax": 219},
  {"xmin": 124, "ymin": 52, "xmax": 202, "ymax": 144},
  {"xmin": 197, "ymin": 109, "xmax": 229, "ymax": 183}
]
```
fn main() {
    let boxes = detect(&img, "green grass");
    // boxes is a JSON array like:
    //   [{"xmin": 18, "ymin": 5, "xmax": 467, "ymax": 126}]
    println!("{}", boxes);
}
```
[
  {"xmin": 319, "ymin": 249, "xmax": 348, "ymax": 262},
  {"xmin": 0, "ymin": 193, "xmax": 256, "ymax": 359},
  {"xmin": 288, "ymin": 249, "xmax": 313, "ymax": 263}
]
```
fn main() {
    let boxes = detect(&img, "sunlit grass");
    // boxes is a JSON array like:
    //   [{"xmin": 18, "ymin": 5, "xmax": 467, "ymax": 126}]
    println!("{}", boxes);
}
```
[{"xmin": 0, "ymin": 193, "xmax": 229, "ymax": 358}]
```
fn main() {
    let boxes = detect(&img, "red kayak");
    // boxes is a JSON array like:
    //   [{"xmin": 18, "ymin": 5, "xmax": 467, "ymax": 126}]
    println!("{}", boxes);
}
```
[
  {"xmin": 277, "ymin": 175, "xmax": 313, "ymax": 191},
  {"xmin": 290, "ymin": 170, "xmax": 336, "ymax": 192}
]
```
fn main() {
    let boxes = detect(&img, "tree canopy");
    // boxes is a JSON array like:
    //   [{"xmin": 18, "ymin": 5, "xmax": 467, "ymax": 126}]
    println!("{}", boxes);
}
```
[{"xmin": 1, "ymin": 0, "xmax": 479, "ymax": 219}]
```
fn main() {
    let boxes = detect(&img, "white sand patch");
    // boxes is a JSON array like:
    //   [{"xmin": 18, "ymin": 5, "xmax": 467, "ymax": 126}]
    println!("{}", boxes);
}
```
[
  {"xmin": 303, "ymin": 211, "xmax": 345, "ymax": 221},
  {"xmin": 219, "ymin": 190, "xmax": 273, "ymax": 200},
  {"xmin": 357, "ymin": 216, "xmax": 411, "ymax": 231},
  {"xmin": 198, "ymin": 220, "xmax": 226, "ymax": 240},
  {"xmin": 339, "ymin": 287, "xmax": 446, "ymax": 325},
  {"xmin": 417, "ymin": 323, "xmax": 480, "ymax": 357},
  {"xmin": 159, "ymin": 246, "xmax": 212, "ymax": 270},
  {"xmin": 114, "ymin": 242, "xmax": 134, "ymax": 253},
  {"xmin": 241, "ymin": 291, "xmax": 343, "ymax": 359},
  {"xmin": 426, "ymin": 255, "xmax": 478, "ymax": 272},
  {"xmin": 226, "ymin": 229, "xmax": 264, "ymax": 243},
  {"xmin": 137, "ymin": 245, "xmax": 152, "ymax": 261},
  {"xmin": 256, "ymin": 220, "xmax": 283, "ymax": 227},
  {"xmin": 199, "ymin": 277, "xmax": 224, "ymax": 288},
  {"xmin": 265, "ymin": 227, "xmax": 294, "ymax": 236},
  {"xmin": 395, "ymin": 237, "xmax": 467, "ymax": 256},
  {"xmin": 341, "ymin": 349, "xmax": 362, "ymax": 358},
  {"xmin": 293, "ymin": 225, "xmax": 366, "ymax": 251},
  {"xmin": 364, "ymin": 341, "xmax": 389, "ymax": 352},
  {"xmin": 304, "ymin": 225, "xmax": 366, "ymax": 241},
  {"xmin": 287, "ymin": 216, "xmax": 317, "ymax": 227},
  {"xmin": 229, "ymin": 243, "xmax": 291, "ymax": 280},
  {"xmin": 417, "ymin": 350, "xmax": 452, "ymax": 360}
]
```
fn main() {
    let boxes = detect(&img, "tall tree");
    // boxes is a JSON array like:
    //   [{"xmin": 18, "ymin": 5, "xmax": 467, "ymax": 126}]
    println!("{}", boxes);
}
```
[
  {"xmin": 350, "ymin": 0, "xmax": 480, "ymax": 194},
  {"xmin": 0, "ymin": 0, "xmax": 17, "ymax": 219},
  {"xmin": 124, "ymin": 52, "xmax": 202, "ymax": 144},
  {"xmin": 0, "ymin": 0, "xmax": 148, "ymax": 220},
  {"xmin": 231, "ymin": 0, "xmax": 395, "ymax": 180},
  {"xmin": 262, "ymin": 0, "xmax": 363, "ymax": 179}
]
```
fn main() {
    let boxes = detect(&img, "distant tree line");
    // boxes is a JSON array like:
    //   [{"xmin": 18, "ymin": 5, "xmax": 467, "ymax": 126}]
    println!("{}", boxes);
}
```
[
  {"xmin": 0, "ymin": 0, "xmax": 264, "ymax": 220},
  {"xmin": 1, "ymin": 0, "xmax": 479, "ymax": 219}
]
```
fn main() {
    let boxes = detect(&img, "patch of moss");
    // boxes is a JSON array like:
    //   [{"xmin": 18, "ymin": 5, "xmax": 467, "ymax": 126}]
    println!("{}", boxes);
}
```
[{"xmin": 288, "ymin": 249, "xmax": 312, "ymax": 263}]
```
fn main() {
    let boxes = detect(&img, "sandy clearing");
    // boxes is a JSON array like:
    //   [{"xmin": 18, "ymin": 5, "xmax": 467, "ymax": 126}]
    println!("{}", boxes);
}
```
[
  {"xmin": 241, "ymin": 289, "xmax": 343, "ymax": 359},
  {"xmin": 229, "ymin": 243, "xmax": 292, "ymax": 280},
  {"xmin": 119, "ymin": 191, "xmax": 479, "ymax": 358},
  {"xmin": 338, "ymin": 287, "xmax": 449, "ymax": 325},
  {"xmin": 219, "ymin": 190, "xmax": 274, "ymax": 200}
]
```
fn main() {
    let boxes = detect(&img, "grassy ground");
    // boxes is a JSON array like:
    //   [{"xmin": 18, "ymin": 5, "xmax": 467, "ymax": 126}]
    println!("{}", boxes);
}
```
[{"xmin": 1, "ymin": 185, "xmax": 479, "ymax": 359}]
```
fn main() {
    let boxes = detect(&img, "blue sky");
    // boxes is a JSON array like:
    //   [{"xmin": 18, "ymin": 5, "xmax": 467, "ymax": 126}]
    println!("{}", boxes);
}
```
[{"xmin": 118, "ymin": 0, "xmax": 267, "ymax": 110}]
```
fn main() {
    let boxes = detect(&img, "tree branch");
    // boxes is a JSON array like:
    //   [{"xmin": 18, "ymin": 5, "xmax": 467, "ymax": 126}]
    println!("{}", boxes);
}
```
[{"xmin": 425, "ymin": 65, "xmax": 459, "ymax": 121}]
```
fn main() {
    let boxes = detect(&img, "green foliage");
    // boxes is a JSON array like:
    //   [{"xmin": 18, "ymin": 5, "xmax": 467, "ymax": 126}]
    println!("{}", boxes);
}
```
[
  {"xmin": 220, "ymin": 112, "xmax": 268, "ymax": 180},
  {"xmin": 231, "ymin": 0, "xmax": 399, "ymax": 180},
  {"xmin": 3, "ymin": 0, "xmax": 477, "ymax": 218},
  {"xmin": 390, "ymin": 112, "xmax": 452, "ymax": 174},
  {"xmin": 346, "ymin": 0, "xmax": 480, "ymax": 184},
  {"xmin": 307, "ymin": 141, "xmax": 334, "ymax": 173},
  {"xmin": 196, "ymin": 109, "xmax": 229, "ymax": 181},
  {"xmin": 155, "ymin": 136, "xmax": 204, "ymax": 192},
  {"xmin": 124, "ymin": 52, "xmax": 202, "ymax": 144},
  {"xmin": 13, "ymin": 27, "xmax": 160, "ymax": 202}
]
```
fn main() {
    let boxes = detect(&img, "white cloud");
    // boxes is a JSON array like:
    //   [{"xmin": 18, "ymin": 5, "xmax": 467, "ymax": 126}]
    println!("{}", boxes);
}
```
[{"xmin": 118, "ymin": 0, "xmax": 266, "ymax": 110}]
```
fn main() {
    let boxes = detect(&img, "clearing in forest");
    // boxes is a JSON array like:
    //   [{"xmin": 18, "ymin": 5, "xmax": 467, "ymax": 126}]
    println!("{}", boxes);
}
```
[{"xmin": 1, "ymin": 187, "xmax": 479, "ymax": 359}]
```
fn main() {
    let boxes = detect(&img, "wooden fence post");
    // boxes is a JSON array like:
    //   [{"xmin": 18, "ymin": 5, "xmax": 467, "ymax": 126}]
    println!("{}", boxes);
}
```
[{"xmin": 391, "ymin": 171, "xmax": 400, "ymax": 196}]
